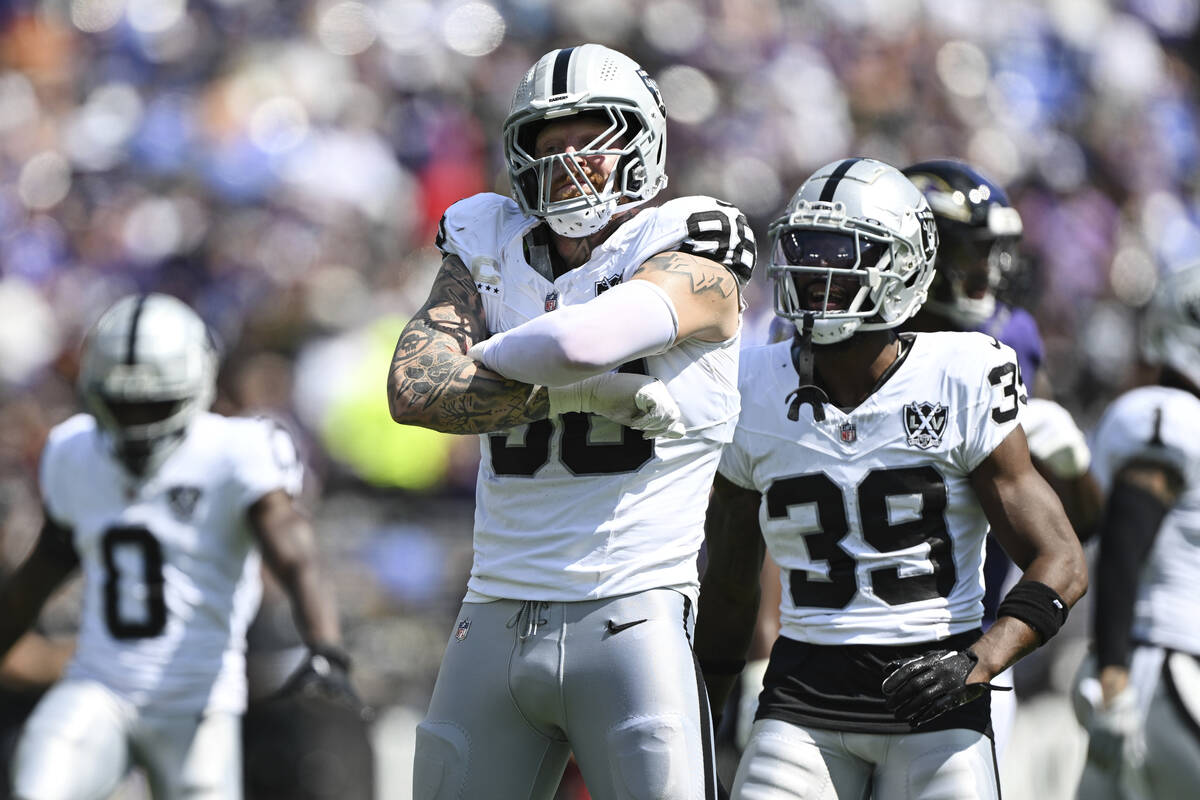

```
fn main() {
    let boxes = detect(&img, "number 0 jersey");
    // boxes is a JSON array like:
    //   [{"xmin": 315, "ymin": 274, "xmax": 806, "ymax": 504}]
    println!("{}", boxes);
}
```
[
  {"xmin": 1091, "ymin": 385, "xmax": 1200, "ymax": 657},
  {"xmin": 39, "ymin": 412, "xmax": 303, "ymax": 714},
  {"xmin": 719, "ymin": 331, "xmax": 1025, "ymax": 645},
  {"xmin": 437, "ymin": 192, "xmax": 754, "ymax": 602}
]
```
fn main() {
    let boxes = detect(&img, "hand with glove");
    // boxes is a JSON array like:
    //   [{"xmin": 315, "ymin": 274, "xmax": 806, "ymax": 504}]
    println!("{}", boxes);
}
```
[
  {"xmin": 548, "ymin": 372, "xmax": 685, "ymax": 439},
  {"xmin": 1022, "ymin": 397, "xmax": 1091, "ymax": 480},
  {"xmin": 881, "ymin": 649, "xmax": 1011, "ymax": 727},
  {"xmin": 1082, "ymin": 670, "xmax": 1144, "ymax": 773},
  {"xmin": 278, "ymin": 644, "xmax": 371, "ymax": 721}
]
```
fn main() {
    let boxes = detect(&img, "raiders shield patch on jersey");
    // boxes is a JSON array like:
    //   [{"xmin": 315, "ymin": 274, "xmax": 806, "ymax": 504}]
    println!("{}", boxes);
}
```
[
  {"xmin": 595, "ymin": 274, "xmax": 622, "ymax": 295},
  {"xmin": 903, "ymin": 402, "xmax": 948, "ymax": 449},
  {"xmin": 166, "ymin": 486, "xmax": 202, "ymax": 521}
]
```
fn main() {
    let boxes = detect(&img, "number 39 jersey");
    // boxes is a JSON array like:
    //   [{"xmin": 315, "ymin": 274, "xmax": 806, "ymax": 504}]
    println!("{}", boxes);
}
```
[
  {"xmin": 39, "ymin": 412, "xmax": 303, "ymax": 714},
  {"xmin": 1091, "ymin": 385, "xmax": 1200, "ymax": 656},
  {"xmin": 719, "ymin": 332, "xmax": 1025, "ymax": 645},
  {"xmin": 438, "ymin": 192, "xmax": 754, "ymax": 602}
]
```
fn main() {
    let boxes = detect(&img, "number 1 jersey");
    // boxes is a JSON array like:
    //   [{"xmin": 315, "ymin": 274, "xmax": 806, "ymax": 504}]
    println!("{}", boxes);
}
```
[
  {"xmin": 719, "ymin": 332, "xmax": 1025, "ymax": 645},
  {"xmin": 39, "ymin": 412, "xmax": 303, "ymax": 714},
  {"xmin": 437, "ymin": 192, "xmax": 754, "ymax": 603}
]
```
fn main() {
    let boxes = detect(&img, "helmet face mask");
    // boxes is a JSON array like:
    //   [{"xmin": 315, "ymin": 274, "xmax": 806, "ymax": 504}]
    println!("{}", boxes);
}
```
[
  {"xmin": 903, "ymin": 160, "xmax": 1024, "ymax": 329},
  {"xmin": 503, "ymin": 44, "xmax": 668, "ymax": 238},
  {"xmin": 79, "ymin": 293, "xmax": 218, "ymax": 475},
  {"xmin": 768, "ymin": 158, "xmax": 939, "ymax": 344}
]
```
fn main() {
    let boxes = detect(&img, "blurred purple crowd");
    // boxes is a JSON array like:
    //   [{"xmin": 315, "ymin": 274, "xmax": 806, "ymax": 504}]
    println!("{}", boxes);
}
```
[{"xmin": 1, "ymin": 0, "xmax": 1199, "ymax": 736}]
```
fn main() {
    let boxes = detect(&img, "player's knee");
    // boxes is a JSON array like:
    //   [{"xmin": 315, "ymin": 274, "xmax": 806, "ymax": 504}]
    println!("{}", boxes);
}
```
[
  {"xmin": 605, "ymin": 714, "xmax": 694, "ymax": 800},
  {"xmin": 412, "ymin": 720, "xmax": 469, "ymax": 800},
  {"xmin": 906, "ymin": 740, "xmax": 997, "ymax": 800}
]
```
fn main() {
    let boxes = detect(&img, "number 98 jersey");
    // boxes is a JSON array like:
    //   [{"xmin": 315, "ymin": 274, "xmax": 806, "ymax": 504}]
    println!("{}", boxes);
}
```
[
  {"xmin": 438, "ymin": 192, "xmax": 753, "ymax": 602},
  {"xmin": 719, "ymin": 331, "xmax": 1025, "ymax": 645},
  {"xmin": 38, "ymin": 412, "xmax": 303, "ymax": 714}
]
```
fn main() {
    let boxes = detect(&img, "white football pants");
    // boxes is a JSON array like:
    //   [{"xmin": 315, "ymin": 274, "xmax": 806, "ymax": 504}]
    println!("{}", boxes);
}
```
[
  {"xmin": 732, "ymin": 718, "xmax": 1000, "ymax": 800},
  {"xmin": 12, "ymin": 679, "xmax": 241, "ymax": 800}
]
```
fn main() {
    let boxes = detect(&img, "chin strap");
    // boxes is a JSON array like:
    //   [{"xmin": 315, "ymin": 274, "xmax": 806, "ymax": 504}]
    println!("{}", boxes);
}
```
[{"xmin": 785, "ymin": 314, "xmax": 830, "ymax": 422}]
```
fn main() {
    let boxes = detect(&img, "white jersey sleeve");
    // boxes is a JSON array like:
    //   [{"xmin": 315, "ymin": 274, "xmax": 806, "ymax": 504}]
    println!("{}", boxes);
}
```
[
  {"xmin": 38, "ymin": 414, "xmax": 93, "ymax": 527},
  {"xmin": 227, "ymin": 417, "xmax": 304, "ymax": 508},
  {"xmin": 955, "ymin": 333, "xmax": 1026, "ymax": 473},
  {"xmin": 621, "ymin": 196, "xmax": 756, "ymax": 286}
]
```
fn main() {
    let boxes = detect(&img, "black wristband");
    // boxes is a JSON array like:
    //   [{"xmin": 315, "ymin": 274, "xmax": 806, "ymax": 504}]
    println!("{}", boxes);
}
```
[
  {"xmin": 996, "ymin": 581, "xmax": 1068, "ymax": 645},
  {"xmin": 698, "ymin": 657, "xmax": 746, "ymax": 676}
]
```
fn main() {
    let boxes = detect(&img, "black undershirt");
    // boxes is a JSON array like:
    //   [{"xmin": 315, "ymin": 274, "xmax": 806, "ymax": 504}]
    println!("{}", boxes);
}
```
[{"xmin": 757, "ymin": 629, "xmax": 993, "ymax": 736}]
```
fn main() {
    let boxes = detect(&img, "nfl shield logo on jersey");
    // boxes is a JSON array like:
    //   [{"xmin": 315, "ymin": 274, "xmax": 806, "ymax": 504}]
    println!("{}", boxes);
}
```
[
  {"xmin": 544, "ymin": 291, "xmax": 559, "ymax": 312},
  {"xmin": 840, "ymin": 422, "xmax": 857, "ymax": 443},
  {"xmin": 455, "ymin": 618, "xmax": 471, "ymax": 642},
  {"xmin": 903, "ymin": 401, "xmax": 948, "ymax": 449}
]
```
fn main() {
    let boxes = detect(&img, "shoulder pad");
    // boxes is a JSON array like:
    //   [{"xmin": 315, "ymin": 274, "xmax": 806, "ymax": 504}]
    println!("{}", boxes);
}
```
[
  {"xmin": 435, "ymin": 193, "xmax": 528, "ymax": 260},
  {"xmin": 655, "ymin": 196, "xmax": 756, "ymax": 285}
]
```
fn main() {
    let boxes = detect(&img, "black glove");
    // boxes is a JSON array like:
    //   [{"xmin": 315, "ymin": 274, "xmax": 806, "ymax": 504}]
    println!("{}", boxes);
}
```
[
  {"xmin": 880, "ymin": 649, "xmax": 1010, "ymax": 727},
  {"xmin": 278, "ymin": 645, "xmax": 371, "ymax": 721}
]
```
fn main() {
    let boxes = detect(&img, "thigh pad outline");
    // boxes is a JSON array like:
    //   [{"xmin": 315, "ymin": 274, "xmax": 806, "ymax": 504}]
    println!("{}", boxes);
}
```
[{"xmin": 413, "ymin": 720, "xmax": 470, "ymax": 800}]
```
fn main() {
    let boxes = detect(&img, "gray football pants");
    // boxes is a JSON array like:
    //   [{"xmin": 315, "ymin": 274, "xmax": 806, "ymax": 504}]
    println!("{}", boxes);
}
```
[{"xmin": 413, "ymin": 588, "xmax": 719, "ymax": 800}]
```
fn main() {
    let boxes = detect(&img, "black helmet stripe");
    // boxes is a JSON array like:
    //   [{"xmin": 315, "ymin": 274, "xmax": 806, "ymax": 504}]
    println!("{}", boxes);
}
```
[
  {"xmin": 552, "ymin": 46, "xmax": 576, "ymax": 96},
  {"xmin": 819, "ymin": 158, "xmax": 863, "ymax": 203},
  {"xmin": 125, "ymin": 293, "xmax": 149, "ymax": 365}
]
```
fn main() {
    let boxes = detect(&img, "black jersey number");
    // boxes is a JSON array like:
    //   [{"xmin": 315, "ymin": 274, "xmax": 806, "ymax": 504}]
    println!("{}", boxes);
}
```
[
  {"xmin": 101, "ymin": 526, "xmax": 167, "ymax": 639},
  {"xmin": 766, "ymin": 467, "xmax": 955, "ymax": 609},
  {"xmin": 678, "ymin": 205, "xmax": 752, "ymax": 271},
  {"xmin": 987, "ymin": 361, "xmax": 1023, "ymax": 424},
  {"xmin": 489, "ymin": 360, "xmax": 654, "ymax": 477}
]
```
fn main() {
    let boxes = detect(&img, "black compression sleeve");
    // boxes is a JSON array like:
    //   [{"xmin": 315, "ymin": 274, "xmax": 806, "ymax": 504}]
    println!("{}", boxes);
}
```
[
  {"xmin": 33, "ymin": 513, "xmax": 79, "ymax": 569},
  {"xmin": 1094, "ymin": 480, "xmax": 1170, "ymax": 669}
]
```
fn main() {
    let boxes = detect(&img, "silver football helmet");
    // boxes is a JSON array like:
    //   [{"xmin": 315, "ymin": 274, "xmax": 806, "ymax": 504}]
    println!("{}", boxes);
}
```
[
  {"xmin": 1141, "ymin": 261, "xmax": 1200, "ymax": 389},
  {"xmin": 769, "ymin": 158, "xmax": 939, "ymax": 344},
  {"xmin": 79, "ymin": 293, "xmax": 217, "ymax": 475},
  {"xmin": 503, "ymin": 43, "xmax": 668, "ymax": 238}
]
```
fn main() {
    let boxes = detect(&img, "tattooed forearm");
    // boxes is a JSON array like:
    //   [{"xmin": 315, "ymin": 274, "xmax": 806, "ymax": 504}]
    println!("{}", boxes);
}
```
[
  {"xmin": 387, "ymin": 256, "xmax": 549, "ymax": 434},
  {"xmin": 633, "ymin": 252, "xmax": 737, "ymax": 299},
  {"xmin": 388, "ymin": 320, "xmax": 548, "ymax": 433}
]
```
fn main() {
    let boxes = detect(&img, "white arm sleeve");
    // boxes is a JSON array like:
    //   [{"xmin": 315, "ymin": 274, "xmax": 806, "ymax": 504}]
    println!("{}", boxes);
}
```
[{"xmin": 467, "ymin": 279, "xmax": 679, "ymax": 387}]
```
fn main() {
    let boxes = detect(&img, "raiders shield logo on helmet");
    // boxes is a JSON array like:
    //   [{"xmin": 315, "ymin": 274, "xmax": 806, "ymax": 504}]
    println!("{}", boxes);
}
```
[{"xmin": 903, "ymin": 402, "xmax": 948, "ymax": 449}]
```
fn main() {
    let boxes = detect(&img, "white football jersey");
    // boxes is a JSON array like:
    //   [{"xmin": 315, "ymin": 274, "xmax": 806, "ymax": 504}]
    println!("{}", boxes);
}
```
[
  {"xmin": 437, "ymin": 192, "xmax": 754, "ymax": 602},
  {"xmin": 1090, "ymin": 385, "xmax": 1200, "ymax": 656},
  {"xmin": 39, "ymin": 412, "xmax": 303, "ymax": 714},
  {"xmin": 719, "ymin": 332, "xmax": 1025, "ymax": 645}
]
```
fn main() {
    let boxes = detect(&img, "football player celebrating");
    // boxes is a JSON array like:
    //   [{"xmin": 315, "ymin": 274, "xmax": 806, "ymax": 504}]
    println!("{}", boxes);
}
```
[
  {"xmin": 901, "ymin": 159, "xmax": 1102, "ymax": 757},
  {"xmin": 0, "ymin": 293, "xmax": 358, "ymax": 799},
  {"xmin": 1073, "ymin": 262, "xmax": 1200, "ymax": 799},
  {"xmin": 695, "ymin": 158, "xmax": 1086, "ymax": 799},
  {"xmin": 387, "ymin": 44, "xmax": 753, "ymax": 800}
]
